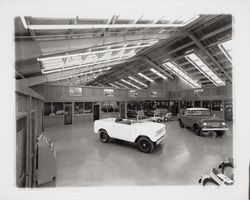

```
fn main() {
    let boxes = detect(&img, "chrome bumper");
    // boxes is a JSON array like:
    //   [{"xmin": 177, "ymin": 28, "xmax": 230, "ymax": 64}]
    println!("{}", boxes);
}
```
[
  {"xmin": 156, "ymin": 135, "xmax": 166, "ymax": 145},
  {"xmin": 202, "ymin": 127, "xmax": 229, "ymax": 131}
]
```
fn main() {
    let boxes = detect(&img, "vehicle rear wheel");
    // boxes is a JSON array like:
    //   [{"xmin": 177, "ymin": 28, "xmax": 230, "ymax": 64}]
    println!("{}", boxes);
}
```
[
  {"xmin": 99, "ymin": 129, "xmax": 110, "ymax": 143},
  {"xmin": 157, "ymin": 119, "xmax": 161, "ymax": 123},
  {"xmin": 164, "ymin": 117, "xmax": 168, "ymax": 122},
  {"xmin": 179, "ymin": 120, "xmax": 184, "ymax": 128},
  {"xmin": 193, "ymin": 125, "xmax": 203, "ymax": 136},
  {"xmin": 138, "ymin": 137, "xmax": 154, "ymax": 153},
  {"xmin": 221, "ymin": 164, "xmax": 234, "ymax": 180}
]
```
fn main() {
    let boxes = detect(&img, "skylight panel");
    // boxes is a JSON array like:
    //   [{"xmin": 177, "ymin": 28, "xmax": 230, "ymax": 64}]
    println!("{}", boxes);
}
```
[
  {"xmin": 128, "ymin": 76, "xmax": 147, "ymax": 87},
  {"xmin": 185, "ymin": 53, "xmax": 226, "ymax": 86},
  {"xmin": 218, "ymin": 40, "xmax": 232, "ymax": 63},
  {"xmin": 121, "ymin": 79, "xmax": 141, "ymax": 89},
  {"xmin": 38, "ymin": 39, "xmax": 158, "ymax": 74},
  {"xmin": 150, "ymin": 68, "xmax": 167, "ymax": 80},
  {"xmin": 138, "ymin": 72, "xmax": 154, "ymax": 83},
  {"xmin": 163, "ymin": 61, "xmax": 201, "ymax": 88}
]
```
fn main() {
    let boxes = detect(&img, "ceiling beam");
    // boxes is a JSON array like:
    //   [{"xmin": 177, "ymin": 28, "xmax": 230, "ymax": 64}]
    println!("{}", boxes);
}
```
[
  {"xmin": 189, "ymin": 33, "xmax": 232, "ymax": 82},
  {"xmin": 199, "ymin": 24, "xmax": 231, "ymax": 41},
  {"xmin": 15, "ymin": 70, "xmax": 25, "ymax": 79},
  {"xmin": 142, "ymin": 56, "xmax": 174, "ymax": 79},
  {"xmin": 28, "ymin": 23, "xmax": 191, "ymax": 30}
]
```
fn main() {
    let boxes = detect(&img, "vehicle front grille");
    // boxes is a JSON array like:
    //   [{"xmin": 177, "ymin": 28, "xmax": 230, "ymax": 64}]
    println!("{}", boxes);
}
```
[{"xmin": 206, "ymin": 122, "xmax": 221, "ymax": 127}]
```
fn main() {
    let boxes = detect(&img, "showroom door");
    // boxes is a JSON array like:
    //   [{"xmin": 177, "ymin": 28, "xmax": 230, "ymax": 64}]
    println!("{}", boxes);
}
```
[
  {"xmin": 64, "ymin": 103, "xmax": 72, "ymax": 125},
  {"xmin": 120, "ymin": 102, "xmax": 125, "ymax": 118},
  {"xmin": 94, "ymin": 104, "xmax": 100, "ymax": 121}
]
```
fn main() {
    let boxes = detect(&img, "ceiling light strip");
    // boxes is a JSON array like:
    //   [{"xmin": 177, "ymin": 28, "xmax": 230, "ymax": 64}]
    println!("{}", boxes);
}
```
[
  {"xmin": 150, "ymin": 68, "xmax": 167, "ymax": 80},
  {"xmin": 163, "ymin": 61, "xmax": 201, "ymax": 88},
  {"xmin": 218, "ymin": 40, "xmax": 232, "ymax": 64},
  {"xmin": 114, "ymin": 81, "xmax": 129, "ymax": 89},
  {"xmin": 128, "ymin": 76, "xmax": 147, "ymax": 87},
  {"xmin": 121, "ymin": 79, "xmax": 141, "ymax": 90},
  {"xmin": 185, "ymin": 53, "xmax": 225, "ymax": 86},
  {"xmin": 109, "ymin": 83, "xmax": 120, "ymax": 88},
  {"xmin": 138, "ymin": 72, "xmax": 154, "ymax": 83}
]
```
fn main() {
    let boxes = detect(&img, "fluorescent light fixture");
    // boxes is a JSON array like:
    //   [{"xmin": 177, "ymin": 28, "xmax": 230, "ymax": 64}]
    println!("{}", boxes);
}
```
[
  {"xmin": 138, "ymin": 72, "xmax": 154, "ymax": 83},
  {"xmin": 218, "ymin": 40, "xmax": 232, "ymax": 64},
  {"xmin": 128, "ymin": 76, "xmax": 147, "ymax": 87},
  {"xmin": 27, "ymin": 15, "xmax": 199, "ymax": 30},
  {"xmin": 38, "ymin": 39, "xmax": 158, "ymax": 74},
  {"xmin": 163, "ymin": 61, "xmax": 201, "ymax": 88},
  {"xmin": 185, "ymin": 53, "xmax": 225, "ymax": 86},
  {"xmin": 114, "ymin": 81, "xmax": 129, "ymax": 89},
  {"xmin": 121, "ymin": 79, "xmax": 141, "ymax": 90},
  {"xmin": 109, "ymin": 83, "xmax": 119, "ymax": 88},
  {"xmin": 150, "ymin": 68, "xmax": 167, "ymax": 80}
]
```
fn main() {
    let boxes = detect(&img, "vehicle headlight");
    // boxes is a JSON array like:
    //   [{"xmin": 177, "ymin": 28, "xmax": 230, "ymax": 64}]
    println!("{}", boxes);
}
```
[
  {"xmin": 221, "ymin": 122, "xmax": 226, "ymax": 126},
  {"xmin": 202, "ymin": 122, "xmax": 207, "ymax": 126}
]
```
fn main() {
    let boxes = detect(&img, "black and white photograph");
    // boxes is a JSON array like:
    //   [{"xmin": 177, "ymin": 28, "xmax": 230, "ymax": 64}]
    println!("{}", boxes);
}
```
[{"xmin": 0, "ymin": 0, "xmax": 250, "ymax": 199}]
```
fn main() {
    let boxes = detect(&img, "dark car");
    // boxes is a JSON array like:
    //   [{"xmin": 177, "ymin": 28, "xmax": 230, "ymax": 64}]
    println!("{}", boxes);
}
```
[{"xmin": 178, "ymin": 108, "xmax": 229, "ymax": 136}]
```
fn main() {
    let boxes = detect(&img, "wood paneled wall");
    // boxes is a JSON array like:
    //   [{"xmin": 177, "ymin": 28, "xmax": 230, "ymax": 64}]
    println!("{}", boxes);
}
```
[{"xmin": 32, "ymin": 84, "xmax": 232, "ymax": 102}]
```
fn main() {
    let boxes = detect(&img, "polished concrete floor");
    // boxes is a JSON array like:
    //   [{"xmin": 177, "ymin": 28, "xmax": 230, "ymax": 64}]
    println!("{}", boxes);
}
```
[{"xmin": 41, "ymin": 120, "xmax": 233, "ymax": 187}]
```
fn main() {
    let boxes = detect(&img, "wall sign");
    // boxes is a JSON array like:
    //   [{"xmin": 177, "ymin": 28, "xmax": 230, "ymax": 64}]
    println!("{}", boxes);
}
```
[
  {"xmin": 104, "ymin": 89, "xmax": 114, "ymax": 97},
  {"xmin": 69, "ymin": 87, "xmax": 82, "ymax": 96},
  {"xmin": 150, "ymin": 91, "xmax": 158, "ymax": 97},
  {"xmin": 194, "ymin": 89, "xmax": 203, "ymax": 97},
  {"xmin": 129, "ymin": 90, "xmax": 138, "ymax": 97}
]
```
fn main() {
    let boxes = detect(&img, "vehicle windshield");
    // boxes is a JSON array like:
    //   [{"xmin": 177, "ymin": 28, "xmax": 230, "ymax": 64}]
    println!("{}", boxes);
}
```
[{"xmin": 191, "ymin": 110, "xmax": 211, "ymax": 116}]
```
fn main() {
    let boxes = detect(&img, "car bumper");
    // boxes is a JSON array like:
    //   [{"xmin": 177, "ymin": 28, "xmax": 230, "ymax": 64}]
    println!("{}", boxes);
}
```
[
  {"xmin": 156, "ymin": 135, "xmax": 166, "ymax": 145},
  {"xmin": 202, "ymin": 127, "xmax": 229, "ymax": 131}
]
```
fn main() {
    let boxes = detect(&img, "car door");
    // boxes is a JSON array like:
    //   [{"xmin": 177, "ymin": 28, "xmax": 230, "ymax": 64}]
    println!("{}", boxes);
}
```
[
  {"xmin": 111, "ymin": 122, "xmax": 131, "ymax": 141},
  {"xmin": 183, "ymin": 110, "xmax": 192, "ymax": 127}
]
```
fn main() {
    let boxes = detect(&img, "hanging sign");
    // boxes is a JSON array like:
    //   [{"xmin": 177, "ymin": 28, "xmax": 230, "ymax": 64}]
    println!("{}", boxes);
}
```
[
  {"xmin": 69, "ymin": 87, "xmax": 82, "ymax": 96},
  {"xmin": 150, "ymin": 91, "xmax": 158, "ymax": 97},
  {"xmin": 194, "ymin": 89, "xmax": 203, "ymax": 97},
  {"xmin": 104, "ymin": 89, "xmax": 114, "ymax": 97},
  {"xmin": 129, "ymin": 90, "xmax": 138, "ymax": 97}
]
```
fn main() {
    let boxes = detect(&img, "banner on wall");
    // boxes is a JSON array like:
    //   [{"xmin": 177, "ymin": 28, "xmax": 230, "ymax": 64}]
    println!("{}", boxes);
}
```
[
  {"xmin": 104, "ymin": 89, "xmax": 114, "ymax": 97},
  {"xmin": 150, "ymin": 91, "xmax": 158, "ymax": 97},
  {"xmin": 69, "ymin": 87, "xmax": 82, "ymax": 96},
  {"xmin": 194, "ymin": 89, "xmax": 203, "ymax": 97},
  {"xmin": 129, "ymin": 90, "xmax": 138, "ymax": 97}
]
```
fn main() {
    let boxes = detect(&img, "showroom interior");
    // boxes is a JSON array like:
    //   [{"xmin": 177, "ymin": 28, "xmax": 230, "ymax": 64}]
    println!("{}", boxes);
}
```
[{"xmin": 15, "ymin": 14, "xmax": 234, "ymax": 188}]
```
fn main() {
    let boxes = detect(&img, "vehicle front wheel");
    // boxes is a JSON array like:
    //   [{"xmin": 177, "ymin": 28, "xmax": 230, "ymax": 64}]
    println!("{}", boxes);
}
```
[
  {"xmin": 202, "ymin": 178, "xmax": 219, "ymax": 186},
  {"xmin": 193, "ymin": 125, "xmax": 203, "ymax": 136},
  {"xmin": 99, "ymin": 129, "xmax": 110, "ymax": 143},
  {"xmin": 138, "ymin": 137, "xmax": 154, "ymax": 153},
  {"xmin": 216, "ymin": 131, "xmax": 225, "ymax": 137},
  {"xmin": 164, "ymin": 117, "xmax": 168, "ymax": 122},
  {"xmin": 179, "ymin": 120, "xmax": 184, "ymax": 128}
]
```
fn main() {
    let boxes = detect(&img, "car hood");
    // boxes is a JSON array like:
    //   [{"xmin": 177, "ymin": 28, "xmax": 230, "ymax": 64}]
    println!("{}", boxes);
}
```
[{"xmin": 192, "ymin": 116, "xmax": 225, "ymax": 122}]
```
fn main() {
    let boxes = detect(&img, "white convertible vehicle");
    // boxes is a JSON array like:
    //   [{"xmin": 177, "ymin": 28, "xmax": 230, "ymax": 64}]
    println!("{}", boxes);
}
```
[{"xmin": 94, "ymin": 117, "xmax": 167, "ymax": 153}]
